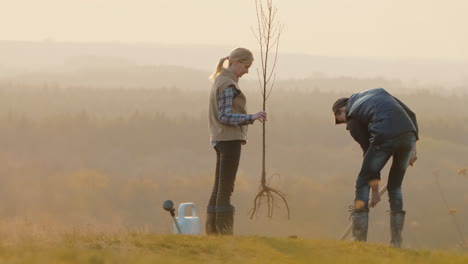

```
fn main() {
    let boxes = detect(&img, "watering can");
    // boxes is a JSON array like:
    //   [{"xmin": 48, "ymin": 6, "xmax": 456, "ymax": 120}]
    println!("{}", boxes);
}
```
[
  {"xmin": 162, "ymin": 201, "xmax": 201, "ymax": 235},
  {"xmin": 172, "ymin": 202, "xmax": 201, "ymax": 235}
]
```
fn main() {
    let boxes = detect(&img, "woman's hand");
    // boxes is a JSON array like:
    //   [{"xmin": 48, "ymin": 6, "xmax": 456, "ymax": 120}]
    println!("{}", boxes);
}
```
[{"xmin": 253, "ymin": 111, "xmax": 267, "ymax": 122}]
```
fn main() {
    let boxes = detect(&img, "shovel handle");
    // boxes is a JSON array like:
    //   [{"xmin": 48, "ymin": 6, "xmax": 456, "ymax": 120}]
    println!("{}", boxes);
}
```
[{"xmin": 338, "ymin": 184, "xmax": 388, "ymax": 240}]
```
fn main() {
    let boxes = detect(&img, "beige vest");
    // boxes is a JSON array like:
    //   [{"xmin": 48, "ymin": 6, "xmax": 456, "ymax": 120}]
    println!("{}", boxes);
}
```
[{"xmin": 209, "ymin": 69, "xmax": 249, "ymax": 141}]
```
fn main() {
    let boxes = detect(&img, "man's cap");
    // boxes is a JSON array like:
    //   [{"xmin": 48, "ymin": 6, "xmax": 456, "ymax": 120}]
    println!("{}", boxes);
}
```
[{"xmin": 332, "ymin": 97, "xmax": 349, "ymax": 124}]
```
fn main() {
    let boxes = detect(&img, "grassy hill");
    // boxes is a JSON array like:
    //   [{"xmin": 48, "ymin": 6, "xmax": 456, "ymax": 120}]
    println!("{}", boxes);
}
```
[{"xmin": 2, "ymin": 233, "xmax": 468, "ymax": 263}]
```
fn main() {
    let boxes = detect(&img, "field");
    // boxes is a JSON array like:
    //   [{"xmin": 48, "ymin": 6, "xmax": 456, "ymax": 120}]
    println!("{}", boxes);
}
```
[
  {"xmin": 0, "ymin": 66, "xmax": 466, "ymax": 255},
  {"xmin": 1, "ymin": 231, "xmax": 468, "ymax": 264}
]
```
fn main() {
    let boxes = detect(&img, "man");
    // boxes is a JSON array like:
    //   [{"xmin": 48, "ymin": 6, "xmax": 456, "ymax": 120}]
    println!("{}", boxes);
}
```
[{"xmin": 333, "ymin": 88, "xmax": 418, "ymax": 248}]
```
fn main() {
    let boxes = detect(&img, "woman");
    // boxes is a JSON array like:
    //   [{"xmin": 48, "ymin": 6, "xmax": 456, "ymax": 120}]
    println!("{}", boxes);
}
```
[{"xmin": 207, "ymin": 48, "xmax": 267, "ymax": 235}]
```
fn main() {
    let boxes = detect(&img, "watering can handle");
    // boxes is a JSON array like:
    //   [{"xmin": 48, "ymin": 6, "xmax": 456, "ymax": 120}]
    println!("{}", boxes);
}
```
[{"xmin": 178, "ymin": 203, "xmax": 198, "ymax": 218}]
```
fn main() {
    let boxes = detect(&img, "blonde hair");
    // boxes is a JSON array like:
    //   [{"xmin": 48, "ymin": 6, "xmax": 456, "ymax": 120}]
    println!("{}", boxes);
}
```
[{"xmin": 209, "ymin": 47, "xmax": 254, "ymax": 81}]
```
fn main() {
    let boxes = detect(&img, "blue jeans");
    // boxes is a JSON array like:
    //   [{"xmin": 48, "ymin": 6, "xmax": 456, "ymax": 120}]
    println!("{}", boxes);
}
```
[{"xmin": 355, "ymin": 132, "xmax": 416, "ymax": 211}]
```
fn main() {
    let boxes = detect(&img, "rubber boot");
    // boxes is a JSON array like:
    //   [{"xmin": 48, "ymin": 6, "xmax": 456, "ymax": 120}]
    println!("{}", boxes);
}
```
[
  {"xmin": 205, "ymin": 212, "xmax": 217, "ymax": 235},
  {"xmin": 352, "ymin": 210, "xmax": 369, "ymax": 242},
  {"xmin": 390, "ymin": 210, "xmax": 406, "ymax": 248},
  {"xmin": 215, "ymin": 211, "xmax": 234, "ymax": 235}
]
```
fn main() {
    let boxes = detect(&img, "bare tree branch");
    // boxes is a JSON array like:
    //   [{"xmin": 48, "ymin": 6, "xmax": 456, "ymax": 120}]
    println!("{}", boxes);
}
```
[
  {"xmin": 250, "ymin": 0, "xmax": 289, "ymax": 220},
  {"xmin": 251, "ymin": 27, "xmax": 261, "ymax": 44},
  {"xmin": 266, "ymin": 73, "xmax": 276, "ymax": 100},
  {"xmin": 256, "ymin": 68, "xmax": 264, "ymax": 96},
  {"xmin": 266, "ymin": 26, "xmax": 282, "ymax": 85}
]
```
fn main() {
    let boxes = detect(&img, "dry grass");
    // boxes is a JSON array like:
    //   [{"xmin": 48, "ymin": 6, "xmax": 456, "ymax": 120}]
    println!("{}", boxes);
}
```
[{"xmin": 0, "ymin": 221, "xmax": 468, "ymax": 264}]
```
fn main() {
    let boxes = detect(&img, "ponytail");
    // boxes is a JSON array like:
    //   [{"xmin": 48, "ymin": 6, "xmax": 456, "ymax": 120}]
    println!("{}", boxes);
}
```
[{"xmin": 209, "ymin": 57, "xmax": 229, "ymax": 81}]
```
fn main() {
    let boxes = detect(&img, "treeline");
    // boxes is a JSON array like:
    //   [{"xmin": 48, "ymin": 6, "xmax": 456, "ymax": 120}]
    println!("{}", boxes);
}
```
[{"xmin": 1, "ymin": 63, "xmax": 466, "ymax": 95}]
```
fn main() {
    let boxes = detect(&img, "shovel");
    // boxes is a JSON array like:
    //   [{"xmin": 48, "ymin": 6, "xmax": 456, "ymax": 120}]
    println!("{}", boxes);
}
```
[{"xmin": 338, "ymin": 184, "xmax": 387, "ymax": 240}]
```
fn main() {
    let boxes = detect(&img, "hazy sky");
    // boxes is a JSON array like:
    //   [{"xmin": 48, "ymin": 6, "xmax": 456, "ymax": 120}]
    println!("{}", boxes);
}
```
[{"xmin": 2, "ymin": 0, "xmax": 467, "ymax": 60}]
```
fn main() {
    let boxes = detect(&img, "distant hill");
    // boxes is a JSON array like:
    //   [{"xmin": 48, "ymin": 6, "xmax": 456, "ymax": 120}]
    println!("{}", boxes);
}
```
[
  {"xmin": 0, "ymin": 40, "xmax": 467, "ymax": 88},
  {"xmin": 0, "ymin": 63, "xmax": 211, "ymax": 90}
]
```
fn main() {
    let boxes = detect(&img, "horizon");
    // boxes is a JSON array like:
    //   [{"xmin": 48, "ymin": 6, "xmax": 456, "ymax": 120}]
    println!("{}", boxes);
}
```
[
  {"xmin": 0, "ymin": 40, "xmax": 467, "ymax": 88},
  {"xmin": 2, "ymin": 39, "xmax": 468, "ymax": 63},
  {"xmin": 1, "ymin": 1, "xmax": 467, "ymax": 61}
]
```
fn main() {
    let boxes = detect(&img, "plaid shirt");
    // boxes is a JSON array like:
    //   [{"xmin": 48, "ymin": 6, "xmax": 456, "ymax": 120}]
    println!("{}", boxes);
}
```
[
  {"xmin": 218, "ymin": 86, "xmax": 254, "ymax": 126},
  {"xmin": 211, "ymin": 86, "xmax": 254, "ymax": 147}
]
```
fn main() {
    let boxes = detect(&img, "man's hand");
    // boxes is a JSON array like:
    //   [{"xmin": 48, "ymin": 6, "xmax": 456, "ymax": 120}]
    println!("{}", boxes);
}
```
[
  {"xmin": 369, "ymin": 180, "xmax": 381, "ymax": 208},
  {"xmin": 409, "ymin": 144, "xmax": 417, "ymax": 167},
  {"xmin": 369, "ymin": 190, "xmax": 381, "ymax": 208}
]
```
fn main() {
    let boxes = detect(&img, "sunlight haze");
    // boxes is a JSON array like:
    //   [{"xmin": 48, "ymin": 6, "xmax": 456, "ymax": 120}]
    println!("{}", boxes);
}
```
[
  {"xmin": 1, "ymin": 0, "xmax": 467, "ymax": 60},
  {"xmin": 0, "ymin": 1, "xmax": 467, "ymax": 255}
]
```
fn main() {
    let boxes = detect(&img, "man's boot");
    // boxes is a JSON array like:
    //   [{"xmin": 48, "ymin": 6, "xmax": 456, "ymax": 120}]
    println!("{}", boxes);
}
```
[
  {"xmin": 215, "ymin": 211, "xmax": 234, "ymax": 235},
  {"xmin": 352, "ymin": 209, "xmax": 369, "ymax": 242},
  {"xmin": 390, "ymin": 210, "xmax": 405, "ymax": 248},
  {"xmin": 205, "ymin": 212, "xmax": 217, "ymax": 235}
]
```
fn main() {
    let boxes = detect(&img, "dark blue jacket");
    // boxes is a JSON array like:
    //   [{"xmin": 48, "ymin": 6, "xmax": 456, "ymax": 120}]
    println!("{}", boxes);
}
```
[{"xmin": 346, "ymin": 88, "xmax": 418, "ymax": 154}]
